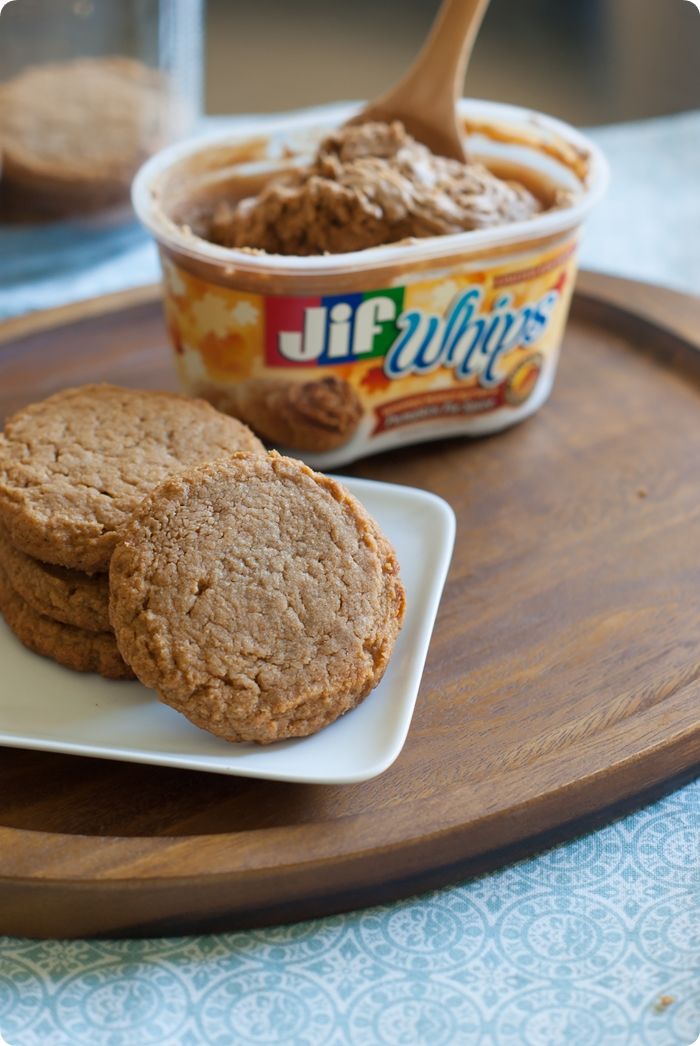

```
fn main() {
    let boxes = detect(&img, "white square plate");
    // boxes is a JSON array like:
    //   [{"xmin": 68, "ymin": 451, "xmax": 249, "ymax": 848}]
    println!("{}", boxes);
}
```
[{"xmin": 0, "ymin": 477, "xmax": 455, "ymax": 784}]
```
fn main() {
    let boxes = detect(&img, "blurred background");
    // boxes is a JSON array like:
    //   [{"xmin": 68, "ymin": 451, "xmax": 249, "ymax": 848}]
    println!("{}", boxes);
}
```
[
  {"xmin": 207, "ymin": 0, "xmax": 700, "ymax": 125},
  {"xmin": 0, "ymin": 0, "xmax": 698, "ymax": 296}
]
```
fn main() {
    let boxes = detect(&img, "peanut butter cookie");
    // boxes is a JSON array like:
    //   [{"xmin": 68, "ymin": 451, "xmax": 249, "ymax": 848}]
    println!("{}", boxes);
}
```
[
  {"xmin": 0, "ymin": 384, "xmax": 264, "ymax": 573},
  {"xmin": 0, "ymin": 56, "xmax": 172, "ymax": 220},
  {"xmin": 109, "ymin": 452, "xmax": 405, "ymax": 743},
  {"xmin": 0, "ymin": 527, "xmax": 110, "ymax": 632},
  {"xmin": 0, "ymin": 565, "xmax": 132, "ymax": 679}
]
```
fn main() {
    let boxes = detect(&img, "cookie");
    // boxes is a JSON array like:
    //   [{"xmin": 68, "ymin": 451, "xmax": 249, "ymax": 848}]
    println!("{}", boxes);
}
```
[
  {"xmin": 0, "ymin": 526, "xmax": 110, "ymax": 632},
  {"xmin": 0, "ymin": 565, "xmax": 133, "ymax": 679},
  {"xmin": 0, "ymin": 384, "xmax": 265, "ymax": 573},
  {"xmin": 0, "ymin": 57, "xmax": 172, "ymax": 219},
  {"xmin": 215, "ymin": 375, "xmax": 363, "ymax": 453},
  {"xmin": 109, "ymin": 451, "xmax": 405, "ymax": 743}
]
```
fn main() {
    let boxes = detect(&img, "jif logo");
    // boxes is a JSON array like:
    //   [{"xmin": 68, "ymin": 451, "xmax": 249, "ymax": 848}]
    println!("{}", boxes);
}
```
[{"xmin": 266, "ymin": 289, "xmax": 404, "ymax": 367}]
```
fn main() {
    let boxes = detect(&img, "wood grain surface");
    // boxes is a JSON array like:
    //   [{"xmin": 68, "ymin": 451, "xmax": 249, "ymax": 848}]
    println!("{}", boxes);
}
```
[{"xmin": 0, "ymin": 271, "xmax": 699, "ymax": 939}]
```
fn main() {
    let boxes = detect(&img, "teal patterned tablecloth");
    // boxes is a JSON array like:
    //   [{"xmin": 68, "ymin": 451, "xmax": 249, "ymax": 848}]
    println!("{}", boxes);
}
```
[
  {"xmin": 0, "ymin": 778, "xmax": 697, "ymax": 1046},
  {"xmin": 0, "ymin": 110, "xmax": 699, "ymax": 1046},
  {"xmin": 0, "ymin": 780, "xmax": 699, "ymax": 1046}
]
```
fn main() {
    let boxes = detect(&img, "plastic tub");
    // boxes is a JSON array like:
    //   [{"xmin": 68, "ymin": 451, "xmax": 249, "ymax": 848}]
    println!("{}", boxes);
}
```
[{"xmin": 133, "ymin": 100, "xmax": 608, "ymax": 468}]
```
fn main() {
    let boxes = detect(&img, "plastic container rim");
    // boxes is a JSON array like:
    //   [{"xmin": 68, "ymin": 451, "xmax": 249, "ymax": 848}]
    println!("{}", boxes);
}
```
[{"xmin": 132, "ymin": 98, "xmax": 609, "ymax": 277}]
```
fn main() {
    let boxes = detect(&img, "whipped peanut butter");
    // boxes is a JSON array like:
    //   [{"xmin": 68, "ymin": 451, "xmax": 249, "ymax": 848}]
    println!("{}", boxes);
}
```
[
  {"xmin": 137, "ymin": 100, "xmax": 604, "ymax": 468},
  {"xmin": 208, "ymin": 121, "xmax": 543, "ymax": 255}
]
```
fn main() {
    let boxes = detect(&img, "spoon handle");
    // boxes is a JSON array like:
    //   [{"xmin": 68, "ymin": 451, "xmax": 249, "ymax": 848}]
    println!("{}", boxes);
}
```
[
  {"xmin": 397, "ymin": 0, "xmax": 491, "ymax": 113},
  {"xmin": 348, "ymin": 0, "xmax": 492, "ymax": 160}
]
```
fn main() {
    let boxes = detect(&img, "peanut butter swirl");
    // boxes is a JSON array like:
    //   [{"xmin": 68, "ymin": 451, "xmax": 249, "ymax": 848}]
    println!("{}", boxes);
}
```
[{"xmin": 209, "ymin": 121, "xmax": 543, "ymax": 255}]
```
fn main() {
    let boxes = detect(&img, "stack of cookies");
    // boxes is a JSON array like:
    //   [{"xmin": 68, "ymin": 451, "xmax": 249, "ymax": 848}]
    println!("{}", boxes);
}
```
[
  {"xmin": 0, "ymin": 385, "xmax": 405, "ymax": 743},
  {"xmin": 0, "ymin": 385, "xmax": 263, "ymax": 680}
]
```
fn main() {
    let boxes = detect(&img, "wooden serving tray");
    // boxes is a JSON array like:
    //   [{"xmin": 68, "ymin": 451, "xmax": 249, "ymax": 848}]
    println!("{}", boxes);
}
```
[{"xmin": 0, "ymin": 271, "xmax": 699, "ymax": 939}]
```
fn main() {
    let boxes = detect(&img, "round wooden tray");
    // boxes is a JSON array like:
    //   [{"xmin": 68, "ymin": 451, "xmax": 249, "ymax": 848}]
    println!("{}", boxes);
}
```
[{"xmin": 1, "ymin": 272, "xmax": 699, "ymax": 939}]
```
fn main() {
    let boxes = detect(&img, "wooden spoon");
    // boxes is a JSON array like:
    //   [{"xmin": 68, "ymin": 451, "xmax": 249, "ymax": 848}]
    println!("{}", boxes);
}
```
[{"xmin": 347, "ymin": 0, "xmax": 491, "ymax": 162}]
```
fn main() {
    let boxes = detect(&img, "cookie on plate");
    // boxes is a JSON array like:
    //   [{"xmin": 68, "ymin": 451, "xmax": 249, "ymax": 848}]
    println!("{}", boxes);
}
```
[
  {"xmin": 0, "ymin": 565, "xmax": 133, "ymax": 679},
  {"xmin": 0, "ymin": 56, "xmax": 172, "ymax": 219},
  {"xmin": 0, "ymin": 527, "xmax": 110, "ymax": 632},
  {"xmin": 0, "ymin": 384, "xmax": 265, "ymax": 573},
  {"xmin": 109, "ymin": 451, "xmax": 406, "ymax": 743}
]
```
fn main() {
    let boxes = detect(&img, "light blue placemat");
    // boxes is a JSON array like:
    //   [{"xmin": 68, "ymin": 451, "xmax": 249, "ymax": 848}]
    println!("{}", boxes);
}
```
[
  {"xmin": 1, "ymin": 779, "xmax": 698, "ymax": 1045},
  {"xmin": 0, "ymin": 109, "xmax": 699, "ymax": 1046}
]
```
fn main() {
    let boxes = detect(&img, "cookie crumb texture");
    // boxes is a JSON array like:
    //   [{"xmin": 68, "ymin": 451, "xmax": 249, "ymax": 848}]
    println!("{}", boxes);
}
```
[
  {"xmin": 0, "ymin": 385, "xmax": 264, "ymax": 573},
  {"xmin": 0, "ymin": 565, "xmax": 133, "ymax": 680},
  {"xmin": 0, "ymin": 527, "xmax": 110, "ymax": 632},
  {"xmin": 110, "ymin": 453, "xmax": 406, "ymax": 743}
]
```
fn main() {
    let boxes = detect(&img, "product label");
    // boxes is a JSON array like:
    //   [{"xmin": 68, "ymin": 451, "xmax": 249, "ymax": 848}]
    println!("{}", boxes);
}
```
[
  {"xmin": 266, "ymin": 284, "xmax": 556, "ymax": 388},
  {"xmin": 162, "ymin": 238, "xmax": 578, "ymax": 458}
]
